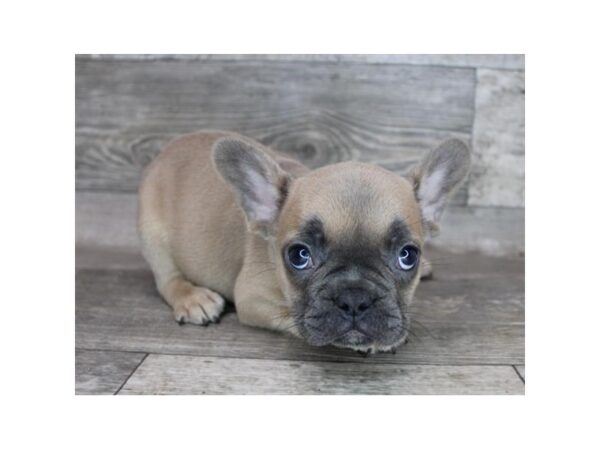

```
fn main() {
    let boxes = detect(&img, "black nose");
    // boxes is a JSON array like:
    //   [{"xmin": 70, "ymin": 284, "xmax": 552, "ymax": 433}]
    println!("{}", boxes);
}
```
[{"xmin": 333, "ymin": 289, "xmax": 375, "ymax": 316}]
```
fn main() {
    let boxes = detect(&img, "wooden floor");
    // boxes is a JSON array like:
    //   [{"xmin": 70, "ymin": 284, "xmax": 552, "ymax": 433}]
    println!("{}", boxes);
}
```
[{"xmin": 75, "ymin": 246, "xmax": 524, "ymax": 395}]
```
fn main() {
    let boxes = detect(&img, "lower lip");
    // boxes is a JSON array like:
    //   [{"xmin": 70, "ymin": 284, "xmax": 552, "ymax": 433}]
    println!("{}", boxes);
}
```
[{"xmin": 343, "ymin": 329, "xmax": 369, "ymax": 344}]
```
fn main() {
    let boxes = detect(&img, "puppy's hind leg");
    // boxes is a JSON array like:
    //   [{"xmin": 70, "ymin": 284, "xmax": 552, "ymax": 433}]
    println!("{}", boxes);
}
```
[{"xmin": 139, "ymin": 223, "xmax": 225, "ymax": 326}]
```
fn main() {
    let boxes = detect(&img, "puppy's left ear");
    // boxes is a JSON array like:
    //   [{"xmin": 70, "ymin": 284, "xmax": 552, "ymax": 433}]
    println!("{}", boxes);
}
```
[
  {"xmin": 410, "ymin": 138, "xmax": 471, "ymax": 233},
  {"xmin": 212, "ymin": 137, "xmax": 290, "ymax": 237}
]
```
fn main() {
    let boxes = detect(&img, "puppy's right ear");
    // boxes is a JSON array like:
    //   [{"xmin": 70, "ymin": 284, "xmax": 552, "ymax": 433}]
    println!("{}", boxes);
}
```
[{"xmin": 212, "ymin": 138, "xmax": 290, "ymax": 237}]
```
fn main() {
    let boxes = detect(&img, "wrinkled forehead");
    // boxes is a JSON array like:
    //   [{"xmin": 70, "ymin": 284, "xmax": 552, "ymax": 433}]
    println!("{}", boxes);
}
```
[
  {"xmin": 288, "ymin": 216, "xmax": 419, "ymax": 258},
  {"xmin": 279, "ymin": 164, "xmax": 424, "ymax": 244}
]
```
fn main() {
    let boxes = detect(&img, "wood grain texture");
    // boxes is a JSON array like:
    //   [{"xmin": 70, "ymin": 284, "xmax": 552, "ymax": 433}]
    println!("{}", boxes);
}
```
[
  {"xmin": 76, "ymin": 244, "xmax": 147, "ymax": 270},
  {"xmin": 76, "ymin": 191, "xmax": 140, "ymax": 249},
  {"xmin": 76, "ymin": 191, "xmax": 524, "ymax": 256},
  {"xmin": 76, "ymin": 57, "xmax": 474, "ymax": 204},
  {"xmin": 119, "ymin": 354, "xmax": 524, "ymax": 395},
  {"xmin": 75, "ymin": 349, "xmax": 146, "ymax": 394},
  {"xmin": 469, "ymin": 69, "xmax": 525, "ymax": 208},
  {"xmin": 83, "ymin": 54, "xmax": 525, "ymax": 70},
  {"xmin": 75, "ymin": 248, "xmax": 524, "ymax": 365},
  {"xmin": 429, "ymin": 205, "xmax": 524, "ymax": 256}
]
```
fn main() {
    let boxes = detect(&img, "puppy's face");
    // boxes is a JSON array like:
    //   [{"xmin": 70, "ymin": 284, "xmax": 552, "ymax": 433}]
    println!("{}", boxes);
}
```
[
  {"xmin": 213, "ymin": 138, "xmax": 470, "ymax": 352},
  {"xmin": 276, "ymin": 164, "xmax": 424, "ymax": 352}
]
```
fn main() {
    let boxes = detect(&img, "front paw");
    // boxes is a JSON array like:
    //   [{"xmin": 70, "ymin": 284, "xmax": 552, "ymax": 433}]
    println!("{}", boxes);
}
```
[{"xmin": 172, "ymin": 287, "xmax": 226, "ymax": 326}]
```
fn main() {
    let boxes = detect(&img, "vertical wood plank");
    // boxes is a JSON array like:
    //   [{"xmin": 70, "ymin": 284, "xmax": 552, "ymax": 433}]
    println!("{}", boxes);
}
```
[{"xmin": 469, "ymin": 69, "xmax": 525, "ymax": 207}]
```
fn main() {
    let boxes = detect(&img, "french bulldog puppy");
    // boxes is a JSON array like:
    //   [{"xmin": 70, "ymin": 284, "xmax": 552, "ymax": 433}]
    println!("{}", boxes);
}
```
[{"xmin": 138, "ymin": 131, "xmax": 470, "ymax": 353}]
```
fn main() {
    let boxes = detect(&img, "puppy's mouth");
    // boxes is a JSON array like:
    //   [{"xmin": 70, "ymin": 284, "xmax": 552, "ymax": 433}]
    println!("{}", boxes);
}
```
[
  {"xmin": 296, "ymin": 300, "xmax": 409, "ymax": 353},
  {"xmin": 335, "ymin": 328, "xmax": 372, "ymax": 346},
  {"xmin": 331, "ymin": 324, "xmax": 409, "ymax": 352}
]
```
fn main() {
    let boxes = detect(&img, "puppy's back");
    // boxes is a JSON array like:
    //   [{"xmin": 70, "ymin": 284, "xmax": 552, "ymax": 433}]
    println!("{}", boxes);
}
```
[{"xmin": 138, "ymin": 131, "xmax": 248, "ymax": 298}]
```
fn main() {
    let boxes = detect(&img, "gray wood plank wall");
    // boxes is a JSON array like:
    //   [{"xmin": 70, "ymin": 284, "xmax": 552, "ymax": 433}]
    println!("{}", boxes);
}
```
[{"xmin": 75, "ymin": 54, "xmax": 524, "ymax": 255}]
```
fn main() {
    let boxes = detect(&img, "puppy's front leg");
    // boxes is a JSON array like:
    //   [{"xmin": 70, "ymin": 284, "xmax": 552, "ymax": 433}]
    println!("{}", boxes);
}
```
[{"xmin": 164, "ymin": 277, "xmax": 226, "ymax": 325}]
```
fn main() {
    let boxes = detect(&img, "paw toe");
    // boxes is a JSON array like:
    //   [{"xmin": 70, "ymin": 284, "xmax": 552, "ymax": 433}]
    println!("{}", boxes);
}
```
[
  {"xmin": 172, "ymin": 288, "xmax": 226, "ymax": 326},
  {"xmin": 186, "ymin": 305, "xmax": 209, "ymax": 325}
]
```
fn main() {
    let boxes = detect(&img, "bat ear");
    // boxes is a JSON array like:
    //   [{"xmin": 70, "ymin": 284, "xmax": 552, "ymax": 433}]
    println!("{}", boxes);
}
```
[
  {"xmin": 212, "ymin": 138, "xmax": 290, "ymax": 236},
  {"xmin": 410, "ymin": 138, "xmax": 471, "ymax": 232}
]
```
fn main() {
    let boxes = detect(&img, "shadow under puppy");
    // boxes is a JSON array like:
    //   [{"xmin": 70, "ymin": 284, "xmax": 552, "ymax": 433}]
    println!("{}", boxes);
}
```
[{"xmin": 138, "ymin": 131, "xmax": 470, "ymax": 353}]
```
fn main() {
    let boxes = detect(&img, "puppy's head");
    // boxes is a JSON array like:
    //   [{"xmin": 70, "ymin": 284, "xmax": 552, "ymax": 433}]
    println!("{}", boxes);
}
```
[{"xmin": 213, "ymin": 137, "xmax": 470, "ymax": 352}]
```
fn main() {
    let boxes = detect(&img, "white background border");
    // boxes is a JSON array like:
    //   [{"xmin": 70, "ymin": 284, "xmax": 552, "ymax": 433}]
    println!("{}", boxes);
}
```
[{"xmin": 2, "ymin": 0, "xmax": 599, "ymax": 448}]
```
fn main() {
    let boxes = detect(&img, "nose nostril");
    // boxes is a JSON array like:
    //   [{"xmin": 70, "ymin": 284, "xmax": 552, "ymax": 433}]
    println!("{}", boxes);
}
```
[{"xmin": 334, "ymin": 296, "xmax": 373, "ymax": 315}]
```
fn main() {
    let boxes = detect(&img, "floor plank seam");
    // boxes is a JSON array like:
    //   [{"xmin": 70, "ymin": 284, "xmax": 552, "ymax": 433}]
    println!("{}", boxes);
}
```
[
  {"xmin": 75, "ymin": 54, "xmax": 524, "ymax": 73},
  {"xmin": 512, "ymin": 365, "xmax": 525, "ymax": 384},
  {"xmin": 114, "ymin": 353, "xmax": 149, "ymax": 395},
  {"xmin": 76, "ymin": 347, "xmax": 146, "ymax": 355},
  {"xmin": 76, "ymin": 347, "xmax": 522, "ymax": 367}
]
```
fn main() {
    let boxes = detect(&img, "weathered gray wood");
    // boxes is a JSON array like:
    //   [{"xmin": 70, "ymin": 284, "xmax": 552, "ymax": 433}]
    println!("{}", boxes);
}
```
[
  {"xmin": 76, "ymin": 191, "xmax": 524, "ymax": 256},
  {"xmin": 75, "ymin": 349, "xmax": 146, "ymax": 394},
  {"xmin": 429, "ymin": 205, "xmax": 524, "ymax": 256},
  {"xmin": 515, "ymin": 365, "xmax": 525, "ymax": 382},
  {"xmin": 75, "ymin": 250, "xmax": 524, "ymax": 365},
  {"xmin": 77, "ymin": 245, "xmax": 525, "ymax": 304},
  {"xmin": 83, "ymin": 54, "xmax": 525, "ymax": 70},
  {"xmin": 76, "ymin": 245, "xmax": 147, "ymax": 270},
  {"xmin": 76, "ymin": 243, "xmax": 525, "ymax": 323},
  {"xmin": 76, "ymin": 57, "xmax": 474, "ymax": 198},
  {"xmin": 76, "ymin": 192, "xmax": 140, "ymax": 249},
  {"xmin": 119, "ymin": 354, "xmax": 524, "ymax": 394},
  {"xmin": 76, "ymin": 244, "xmax": 146, "ymax": 270},
  {"xmin": 469, "ymin": 69, "xmax": 525, "ymax": 208}
]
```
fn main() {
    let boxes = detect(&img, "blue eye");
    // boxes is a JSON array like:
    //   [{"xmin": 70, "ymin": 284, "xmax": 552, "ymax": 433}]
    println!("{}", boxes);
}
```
[
  {"xmin": 288, "ymin": 244, "xmax": 313, "ymax": 270},
  {"xmin": 398, "ymin": 245, "xmax": 419, "ymax": 270}
]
